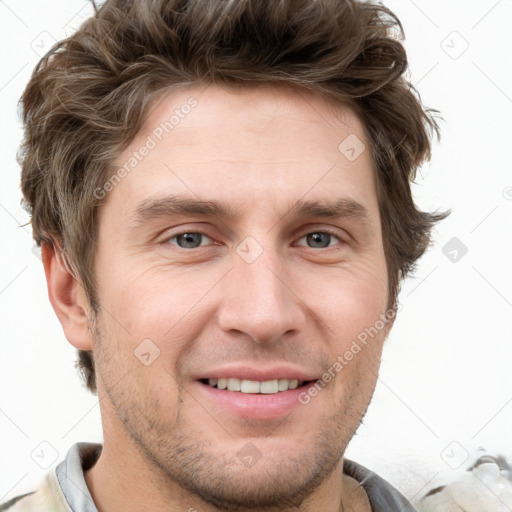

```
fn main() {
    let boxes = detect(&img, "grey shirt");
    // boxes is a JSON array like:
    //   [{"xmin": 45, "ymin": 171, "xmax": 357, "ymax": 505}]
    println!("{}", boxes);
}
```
[{"xmin": 0, "ymin": 442, "xmax": 417, "ymax": 511}]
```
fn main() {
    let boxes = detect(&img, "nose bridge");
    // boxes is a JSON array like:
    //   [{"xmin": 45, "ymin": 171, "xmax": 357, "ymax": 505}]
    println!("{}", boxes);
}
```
[{"xmin": 217, "ymin": 236, "xmax": 304, "ymax": 344}]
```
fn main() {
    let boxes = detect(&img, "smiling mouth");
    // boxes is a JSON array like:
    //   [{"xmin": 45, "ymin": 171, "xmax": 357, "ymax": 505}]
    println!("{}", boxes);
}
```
[{"xmin": 199, "ymin": 378, "xmax": 315, "ymax": 394}]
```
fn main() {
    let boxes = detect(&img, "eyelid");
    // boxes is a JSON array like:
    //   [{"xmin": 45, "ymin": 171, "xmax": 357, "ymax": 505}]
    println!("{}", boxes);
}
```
[
  {"xmin": 293, "ymin": 222, "xmax": 350, "ymax": 241},
  {"xmin": 161, "ymin": 227, "xmax": 214, "ymax": 246},
  {"xmin": 161, "ymin": 224, "xmax": 348, "ymax": 248},
  {"xmin": 294, "ymin": 227, "xmax": 346, "ymax": 247}
]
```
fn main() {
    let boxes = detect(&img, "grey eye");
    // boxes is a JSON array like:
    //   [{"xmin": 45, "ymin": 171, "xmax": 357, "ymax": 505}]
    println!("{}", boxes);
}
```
[
  {"xmin": 297, "ymin": 231, "xmax": 341, "ymax": 249},
  {"xmin": 174, "ymin": 232, "xmax": 208, "ymax": 248}
]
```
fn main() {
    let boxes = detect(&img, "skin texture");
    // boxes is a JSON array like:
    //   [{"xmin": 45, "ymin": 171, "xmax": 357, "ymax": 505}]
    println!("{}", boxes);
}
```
[{"xmin": 43, "ymin": 82, "xmax": 393, "ymax": 512}]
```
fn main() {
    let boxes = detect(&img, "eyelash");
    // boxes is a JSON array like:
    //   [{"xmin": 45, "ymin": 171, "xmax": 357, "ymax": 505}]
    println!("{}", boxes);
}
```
[{"xmin": 162, "ymin": 228, "xmax": 345, "ymax": 249}]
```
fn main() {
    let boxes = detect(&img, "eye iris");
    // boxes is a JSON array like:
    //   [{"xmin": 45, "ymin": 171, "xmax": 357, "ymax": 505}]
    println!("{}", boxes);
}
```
[
  {"xmin": 173, "ymin": 232, "xmax": 334, "ymax": 249},
  {"xmin": 307, "ymin": 233, "xmax": 331, "ymax": 248},
  {"xmin": 177, "ymin": 233, "xmax": 202, "ymax": 248}
]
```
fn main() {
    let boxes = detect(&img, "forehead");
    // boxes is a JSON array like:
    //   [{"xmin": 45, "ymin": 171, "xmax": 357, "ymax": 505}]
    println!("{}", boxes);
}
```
[
  {"xmin": 100, "ymin": 82, "xmax": 378, "ymax": 229},
  {"xmin": 142, "ymin": 82, "xmax": 366, "ymax": 152}
]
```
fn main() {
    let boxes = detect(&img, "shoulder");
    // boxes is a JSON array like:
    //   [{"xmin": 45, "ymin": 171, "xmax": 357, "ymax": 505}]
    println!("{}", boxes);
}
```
[
  {"xmin": 0, "ymin": 492, "xmax": 36, "ymax": 511},
  {"xmin": 343, "ymin": 458, "xmax": 418, "ymax": 511},
  {"xmin": 0, "ymin": 469, "xmax": 71, "ymax": 512}
]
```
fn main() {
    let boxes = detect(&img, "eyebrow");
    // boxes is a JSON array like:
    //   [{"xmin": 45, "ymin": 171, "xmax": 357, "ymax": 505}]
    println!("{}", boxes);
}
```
[{"xmin": 127, "ymin": 194, "xmax": 369, "ymax": 230}]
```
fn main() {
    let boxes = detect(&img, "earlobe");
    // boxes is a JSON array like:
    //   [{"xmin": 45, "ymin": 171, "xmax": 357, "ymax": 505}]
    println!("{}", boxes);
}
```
[
  {"xmin": 386, "ymin": 316, "xmax": 396, "ymax": 337},
  {"xmin": 382, "ymin": 312, "xmax": 396, "ymax": 342},
  {"xmin": 41, "ymin": 240, "xmax": 93, "ymax": 351}
]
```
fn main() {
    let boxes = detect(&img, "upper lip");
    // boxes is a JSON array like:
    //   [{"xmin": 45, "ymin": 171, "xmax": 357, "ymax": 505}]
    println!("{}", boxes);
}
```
[{"xmin": 194, "ymin": 364, "xmax": 319, "ymax": 382}]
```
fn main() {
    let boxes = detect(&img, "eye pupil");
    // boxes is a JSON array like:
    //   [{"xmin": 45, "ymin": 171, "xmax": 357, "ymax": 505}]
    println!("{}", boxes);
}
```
[
  {"xmin": 170, "ymin": 231, "xmax": 338, "ymax": 250},
  {"xmin": 307, "ymin": 233, "xmax": 331, "ymax": 248},
  {"xmin": 177, "ymin": 233, "xmax": 202, "ymax": 248}
]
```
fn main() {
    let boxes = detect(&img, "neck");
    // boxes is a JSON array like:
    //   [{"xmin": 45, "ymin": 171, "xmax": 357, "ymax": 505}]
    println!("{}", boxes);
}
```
[{"xmin": 84, "ymin": 438, "xmax": 370, "ymax": 512}]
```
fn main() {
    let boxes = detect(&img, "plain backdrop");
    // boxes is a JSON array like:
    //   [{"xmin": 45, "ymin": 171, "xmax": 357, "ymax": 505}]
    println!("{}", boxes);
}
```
[{"xmin": 1, "ymin": 0, "xmax": 511, "ymax": 504}]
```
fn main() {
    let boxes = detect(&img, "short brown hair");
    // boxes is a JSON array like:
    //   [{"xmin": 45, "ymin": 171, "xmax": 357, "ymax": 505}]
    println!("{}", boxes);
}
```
[{"xmin": 19, "ymin": 0, "xmax": 450, "ymax": 395}]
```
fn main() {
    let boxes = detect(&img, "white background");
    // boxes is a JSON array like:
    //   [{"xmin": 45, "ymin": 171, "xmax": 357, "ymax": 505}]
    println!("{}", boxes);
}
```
[{"xmin": 0, "ymin": 0, "xmax": 511, "ymax": 505}]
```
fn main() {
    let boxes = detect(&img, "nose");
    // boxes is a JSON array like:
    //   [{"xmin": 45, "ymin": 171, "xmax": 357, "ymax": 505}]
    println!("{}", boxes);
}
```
[{"xmin": 217, "ymin": 243, "xmax": 306, "ymax": 345}]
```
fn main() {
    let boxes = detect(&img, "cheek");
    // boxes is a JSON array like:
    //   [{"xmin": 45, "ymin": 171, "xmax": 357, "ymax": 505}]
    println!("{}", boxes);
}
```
[
  {"xmin": 106, "ymin": 267, "xmax": 193, "ymax": 335},
  {"xmin": 304, "ymin": 269, "xmax": 389, "ymax": 384},
  {"xmin": 297, "ymin": 256, "xmax": 388, "ymax": 328},
  {"xmin": 101, "ymin": 271, "xmax": 211, "ymax": 380}
]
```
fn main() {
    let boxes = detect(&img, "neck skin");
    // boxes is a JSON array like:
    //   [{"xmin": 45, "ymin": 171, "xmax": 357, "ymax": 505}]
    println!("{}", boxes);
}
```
[{"xmin": 83, "ymin": 429, "xmax": 371, "ymax": 512}]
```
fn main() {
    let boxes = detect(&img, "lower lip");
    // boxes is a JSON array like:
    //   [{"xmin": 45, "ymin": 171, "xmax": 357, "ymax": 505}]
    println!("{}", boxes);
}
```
[{"xmin": 194, "ymin": 380, "xmax": 313, "ymax": 419}]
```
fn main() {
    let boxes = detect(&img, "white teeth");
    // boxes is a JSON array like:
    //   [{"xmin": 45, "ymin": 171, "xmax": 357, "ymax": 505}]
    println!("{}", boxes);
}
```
[
  {"xmin": 205, "ymin": 378, "xmax": 304, "ymax": 393},
  {"xmin": 260, "ymin": 380, "xmax": 279, "ymax": 394},
  {"xmin": 241, "ymin": 380, "xmax": 261, "ymax": 393},
  {"xmin": 278, "ymin": 379, "xmax": 289, "ymax": 391},
  {"xmin": 227, "ymin": 378, "xmax": 241, "ymax": 391}
]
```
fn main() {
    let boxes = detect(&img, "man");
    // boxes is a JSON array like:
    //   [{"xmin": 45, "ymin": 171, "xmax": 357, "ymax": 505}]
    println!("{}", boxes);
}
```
[{"xmin": 1, "ymin": 0, "xmax": 449, "ymax": 510}]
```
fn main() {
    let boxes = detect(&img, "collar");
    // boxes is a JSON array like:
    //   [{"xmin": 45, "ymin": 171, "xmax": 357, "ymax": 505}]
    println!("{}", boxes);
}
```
[{"xmin": 54, "ymin": 442, "xmax": 417, "ymax": 511}]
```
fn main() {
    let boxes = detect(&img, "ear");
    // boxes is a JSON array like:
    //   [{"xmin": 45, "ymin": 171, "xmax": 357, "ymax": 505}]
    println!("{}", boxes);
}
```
[
  {"xmin": 41, "ymin": 240, "xmax": 93, "ymax": 350},
  {"xmin": 382, "ymin": 308, "xmax": 397, "ymax": 341}
]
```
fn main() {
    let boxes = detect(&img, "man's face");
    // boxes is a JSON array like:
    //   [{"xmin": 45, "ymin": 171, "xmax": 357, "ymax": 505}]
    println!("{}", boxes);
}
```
[{"xmin": 89, "ymin": 83, "xmax": 390, "ymax": 509}]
